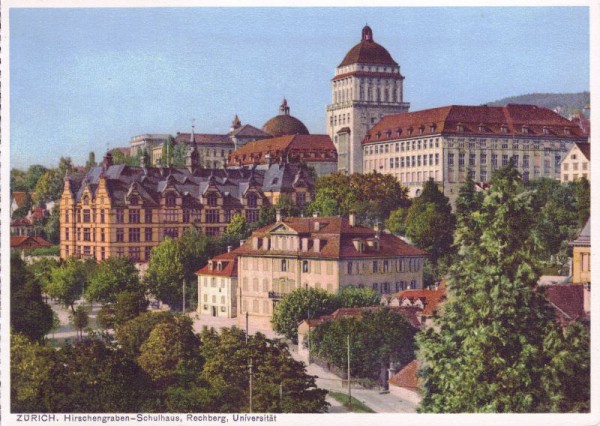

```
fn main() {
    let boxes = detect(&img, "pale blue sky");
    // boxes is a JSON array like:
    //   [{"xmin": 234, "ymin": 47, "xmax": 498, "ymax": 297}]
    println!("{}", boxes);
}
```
[{"xmin": 9, "ymin": 7, "xmax": 590, "ymax": 169}]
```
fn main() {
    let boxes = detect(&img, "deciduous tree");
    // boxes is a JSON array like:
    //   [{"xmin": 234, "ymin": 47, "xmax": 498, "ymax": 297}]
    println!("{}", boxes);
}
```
[
  {"xmin": 47, "ymin": 257, "xmax": 95, "ymax": 312},
  {"xmin": 86, "ymin": 257, "xmax": 141, "ymax": 304}
]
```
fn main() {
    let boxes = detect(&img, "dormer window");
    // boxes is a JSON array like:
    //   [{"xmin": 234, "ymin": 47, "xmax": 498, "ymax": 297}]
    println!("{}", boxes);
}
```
[
  {"xmin": 501, "ymin": 125, "xmax": 508, "ymax": 133},
  {"xmin": 521, "ymin": 125, "xmax": 529, "ymax": 134},
  {"xmin": 83, "ymin": 195, "xmax": 90, "ymax": 205},
  {"xmin": 386, "ymin": 130, "xmax": 392, "ymax": 138},
  {"xmin": 543, "ymin": 126, "xmax": 550, "ymax": 135},
  {"xmin": 217, "ymin": 262, "xmax": 223, "ymax": 271},
  {"xmin": 456, "ymin": 123, "xmax": 464, "ymax": 132},
  {"xmin": 396, "ymin": 128, "xmax": 402, "ymax": 137},
  {"xmin": 478, "ymin": 123, "xmax": 485, "ymax": 132},
  {"xmin": 408, "ymin": 127, "xmax": 413, "ymax": 136},
  {"xmin": 376, "ymin": 132, "xmax": 381, "ymax": 141},
  {"xmin": 209, "ymin": 261, "xmax": 214, "ymax": 271},
  {"xmin": 564, "ymin": 127, "xmax": 571, "ymax": 135},
  {"xmin": 247, "ymin": 192, "xmax": 257, "ymax": 208},
  {"xmin": 207, "ymin": 192, "xmax": 218, "ymax": 207},
  {"xmin": 165, "ymin": 193, "xmax": 176, "ymax": 207},
  {"xmin": 430, "ymin": 124, "xmax": 436, "ymax": 133},
  {"xmin": 129, "ymin": 195, "xmax": 138, "ymax": 205}
]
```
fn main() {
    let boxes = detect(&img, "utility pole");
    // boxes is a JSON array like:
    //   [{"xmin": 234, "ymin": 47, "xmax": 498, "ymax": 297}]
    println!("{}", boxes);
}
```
[
  {"xmin": 245, "ymin": 311, "xmax": 249, "ymax": 344},
  {"xmin": 347, "ymin": 334, "xmax": 352, "ymax": 411},
  {"xmin": 182, "ymin": 280, "xmax": 186, "ymax": 313},
  {"xmin": 249, "ymin": 358, "xmax": 253, "ymax": 413}
]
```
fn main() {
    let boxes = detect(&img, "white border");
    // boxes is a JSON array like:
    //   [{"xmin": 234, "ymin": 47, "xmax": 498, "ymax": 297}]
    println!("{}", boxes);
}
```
[{"xmin": 1, "ymin": 1, "xmax": 598, "ymax": 425}]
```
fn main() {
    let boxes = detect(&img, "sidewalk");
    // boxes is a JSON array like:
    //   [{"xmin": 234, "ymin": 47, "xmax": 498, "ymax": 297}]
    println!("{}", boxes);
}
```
[{"xmin": 47, "ymin": 298, "xmax": 102, "ymax": 345}]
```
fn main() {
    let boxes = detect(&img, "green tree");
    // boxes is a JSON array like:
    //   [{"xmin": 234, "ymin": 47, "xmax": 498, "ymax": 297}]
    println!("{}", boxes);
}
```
[
  {"xmin": 311, "ymin": 308, "xmax": 416, "ymax": 380},
  {"xmin": 575, "ymin": 176, "xmax": 590, "ymax": 227},
  {"xmin": 145, "ymin": 229, "xmax": 212, "ymax": 311},
  {"xmin": 405, "ymin": 179, "xmax": 455, "ymax": 263},
  {"xmin": 113, "ymin": 289, "xmax": 149, "ymax": 327},
  {"xmin": 172, "ymin": 143, "xmax": 188, "ymax": 167},
  {"xmin": 11, "ymin": 333, "xmax": 58, "ymax": 412},
  {"xmin": 46, "ymin": 338, "xmax": 153, "ymax": 412},
  {"xmin": 384, "ymin": 206, "xmax": 409, "ymax": 235},
  {"xmin": 70, "ymin": 304, "xmax": 89, "ymax": 341},
  {"xmin": 86, "ymin": 257, "xmax": 141, "ymax": 304},
  {"xmin": 416, "ymin": 163, "xmax": 590, "ymax": 413},
  {"xmin": 200, "ymin": 327, "xmax": 328, "ymax": 413},
  {"xmin": 137, "ymin": 315, "xmax": 201, "ymax": 388},
  {"xmin": 43, "ymin": 206, "xmax": 61, "ymax": 244},
  {"xmin": 11, "ymin": 168, "xmax": 28, "ymax": 192},
  {"xmin": 271, "ymin": 288, "xmax": 337, "ymax": 343},
  {"xmin": 455, "ymin": 171, "xmax": 483, "ymax": 226},
  {"xmin": 33, "ymin": 157, "xmax": 74, "ymax": 203},
  {"xmin": 225, "ymin": 212, "xmax": 249, "ymax": 238},
  {"xmin": 10, "ymin": 255, "xmax": 53, "ymax": 342},
  {"xmin": 24, "ymin": 165, "xmax": 49, "ymax": 192},
  {"xmin": 333, "ymin": 286, "xmax": 381, "ymax": 308},
  {"xmin": 47, "ymin": 257, "xmax": 94, "ymax": 312},
  {"xmin": 85, "ymin": 151, "xmax": 97, "ymax": 169},
  {"xmin": 115, "ymin": 311, "xmax": 178, "ymax": 357}
]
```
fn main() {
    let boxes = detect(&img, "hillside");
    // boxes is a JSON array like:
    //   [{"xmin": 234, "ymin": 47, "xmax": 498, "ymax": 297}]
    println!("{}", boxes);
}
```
[{"xmin": 485, "ymin": 92, "xmax": 590, "ymax": 117}]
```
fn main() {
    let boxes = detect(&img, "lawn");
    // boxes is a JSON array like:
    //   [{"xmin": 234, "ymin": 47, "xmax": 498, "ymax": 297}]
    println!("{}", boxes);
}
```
[{"xmin": 328, "ymin": 391, "xmax": 375, "ymax": 413}]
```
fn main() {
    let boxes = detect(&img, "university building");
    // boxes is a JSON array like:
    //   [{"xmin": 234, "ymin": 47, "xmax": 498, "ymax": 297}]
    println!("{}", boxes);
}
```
[
  {"xmin": 233, "ymin": 215, "xmax": 427, "ymax": 328},
  {"xmin": 327, "ymin": 25, "xmax": 410, "ymax": 174},
  {"xmin": 59, "ymin": 150, "xmax": 314, "ymax": 268},
  {"xmin": 361, "ymin": 104, "xmax": 588, "ymax": 203}
]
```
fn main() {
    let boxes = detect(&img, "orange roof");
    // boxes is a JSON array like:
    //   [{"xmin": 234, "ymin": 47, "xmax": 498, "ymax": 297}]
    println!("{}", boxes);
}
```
[
  {"xmin": 389, "ymin": 360, "xmax": 420, "ymax": 391},
  {"xmin": 327, "ymin": 306, "xmax": 422, "ymax": 328},
  {"xmin": 395, "ymin": 282, "xmax": 446, "ymax": 316},
  {"xmin": 12, "ymin": 192, "xmax": 27, "ymax": 206},
  {"xmin": 196, "ymin": 250, "xmax": 238, "ymax": 278},
  {"xmin": 235, "ymin": 217, "xmax": 427, "ymax": 260},
  {"xmin": 363, "ymin": 104, "xmax": 587, "ymax": 144},
  {"xmin": 10, "ymin": 235, "xmax": 52, "ymax": 249},
  {"xmin": 228, "ymin": 134, "xmax": 337, "ymax": 165}
]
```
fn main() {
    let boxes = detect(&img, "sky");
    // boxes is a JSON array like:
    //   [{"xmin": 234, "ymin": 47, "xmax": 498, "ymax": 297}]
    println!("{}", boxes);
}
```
[{"xmin": 8, "ymin": 6, "xmax": 590, "ymax": 170}]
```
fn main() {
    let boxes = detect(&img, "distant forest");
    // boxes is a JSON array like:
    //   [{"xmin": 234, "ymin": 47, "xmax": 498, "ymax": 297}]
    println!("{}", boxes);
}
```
[{"xmin": 485, "ymin": 91, "xmax": 590, "ymax": 117}]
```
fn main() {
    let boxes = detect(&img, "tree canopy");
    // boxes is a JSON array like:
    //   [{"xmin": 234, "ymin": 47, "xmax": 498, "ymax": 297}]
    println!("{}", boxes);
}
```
[
  {"xmin": 86, "ymin": 257, "xmax": 141, "ymax": 304},
  {"xmin": 416, "ymin": 163, "xmax": 590, "ymax": 413},
  {"xmin": 271, "ymin": 288, "xmax": 337, "ymax": 343},
  {"xmin": 47, "ymin": 257, "xmax": 95, "ymax": 312}
]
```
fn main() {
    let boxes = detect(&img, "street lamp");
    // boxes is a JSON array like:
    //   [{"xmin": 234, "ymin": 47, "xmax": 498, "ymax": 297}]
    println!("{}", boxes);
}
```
[{"xmin": 347, "ymin": 334, "xmax": 352, "ymax": 411}]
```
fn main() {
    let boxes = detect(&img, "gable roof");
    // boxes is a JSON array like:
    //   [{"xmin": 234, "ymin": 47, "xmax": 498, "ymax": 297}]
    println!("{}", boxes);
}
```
[
  {"xmin": 11, "ymin": 192, "xmax": 27, "ymax": 206},
  {"xmin": 569, "ymin": 218, "xmax": 590, "ymax": 247},
  {"xmin": 389, "ymin": 360, "xmax": 420, "ymax": 391},
  {"xmin": 542, "ymin": 284, "xmax": 587, "ymax": 324},
  {"xmin": 10, "ymin": 235, "xmax": 53, "ymax": 249},
  {"xmin": 395, "ymin": 282, "xmax": 446, "ymax": 316},
  {"xmin": 196, "ymin": 250, "xmax": 239, "ymax": 278}
]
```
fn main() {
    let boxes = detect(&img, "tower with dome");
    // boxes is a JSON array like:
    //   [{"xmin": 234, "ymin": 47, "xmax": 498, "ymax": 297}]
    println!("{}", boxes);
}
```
[{"xmin": 327, "ymin": 25, "xmax": 410, "ymax": 174}]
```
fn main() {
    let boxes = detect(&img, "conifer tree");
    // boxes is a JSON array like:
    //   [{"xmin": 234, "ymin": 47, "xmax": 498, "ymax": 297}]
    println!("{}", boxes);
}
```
[{"xmin": 417, "ymin": 163, "xmax": 590, "ymax": 413}]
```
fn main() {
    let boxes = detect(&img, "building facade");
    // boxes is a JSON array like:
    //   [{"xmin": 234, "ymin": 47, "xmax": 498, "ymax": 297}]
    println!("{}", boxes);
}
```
[
  {"xmin": 327, "ymin": 25, "xmax": 410, "ymax": 174},
  {"xmin": 560, "ymin": 142, "xmax": 590, "ymax": 183},
  {"xmin": 233, "ymin": 215, "xmax": 427, "ymax": 328},
  {"xmin": 196, "ymin": 249, "xmax": 238, "ymax": 318},
  {"xmin": 362, "ymin": 104, "xmax": 588, "ymax": 203},
  {"xmin": 59, "ymin": 152, "xmax": 314, "ymax": 267}
]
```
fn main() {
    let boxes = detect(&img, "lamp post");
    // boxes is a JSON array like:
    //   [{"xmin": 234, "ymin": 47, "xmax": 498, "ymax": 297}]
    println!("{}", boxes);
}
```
[
  {"xmin": 347, "ymin": 334, "xmax": 352, "ymax": 411},
  {"xmin": 248, "ymin": 358, "xmax": 253, "ymax": 413}
]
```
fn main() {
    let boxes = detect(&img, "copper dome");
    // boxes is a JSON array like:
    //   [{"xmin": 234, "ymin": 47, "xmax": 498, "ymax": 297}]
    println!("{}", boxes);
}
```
[
  {"xmin": 262, "ymin": 99, "xmax": 310, "ymax": 137},
  {"xmin": 338, "ymin": 25, "xmax": 398, "ymax": 68}
]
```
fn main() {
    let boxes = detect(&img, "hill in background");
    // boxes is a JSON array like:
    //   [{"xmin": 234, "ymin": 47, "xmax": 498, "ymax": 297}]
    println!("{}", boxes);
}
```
[{"xmin": 485, "ymin": 92, "xmax": 590, "ymax": 118}]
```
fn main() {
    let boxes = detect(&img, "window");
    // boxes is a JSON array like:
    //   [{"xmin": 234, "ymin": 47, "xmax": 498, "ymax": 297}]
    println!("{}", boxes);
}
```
[
  {"xmin": 145, "ymin": 246, "xmax": 152, "ymax": 261},
  {"xmin": 523, "ymin": 155, "xmax": 530, "ymax": 168},
  {"xmin": 129, "ymin": 209, "xmax": 140, "ymax": 223},
  {"xmin": 166, "ymin": 194, "xmax": 176, "ymax": 207},
  {"xmin": 145, "ymin": 209, "xmax": 152, "ymax": 223},
  {"xmin": 469, "ymin": 153, "xmax": 476, "ymax": 166},
  {"xmin": 302, "ymin": 260, "xmax": 310, "ymax": 273},
  {"xmin": 383, "ymin": 260, "xmax": 389, "ymax": 272},
  {"xmin": 207, "ymin": 192, "xmax": 218, "ymax": 207},
  {"xmin": 206, "ymin": 209, "xmax": 220, "ymax": 223},
  {"xmin": 448, "ymin": 153, "xmax": 454, "ymax": 166},
  {"xmin": 492, "ymin": 154, "xmax": 498, "ymax": 167},
  {"xmin": 117, "ymin": 247, "xmax": 124, "ymax": 257},
  {"xmin": 164, "ymin": 228, "xmax": 178, "ymax": 239},
  {"xmin": 116, "ymin": 228, "xmax": 124, "ymax": 242},
  {"xmin": 130, "ymin": 247, "xmax": 141, "ymax": 261},
  {"xmin": 502, "ymin": 155, "xmax": 509, "ymax": 166},
  {"xmin": 83, "ymin": 210, "xmax": 91, "ymax": 223},
  {"xmin": 116, "ymin": 209, "xmax": 124, "ymax": 224},
  {"xmin": 347, "ymin": 262, "xmax": 353, "ymax": 275},
  {"xmin": 281, "ymin": 259, "xmax": 288, "ymax": 272},
  {"xmin": 373, "ymin": 261, "xmax": 379, "ymax": 273},
  {"xmin": 247, "ymin": 193, "xmax": 257, "ymax": 208},
  {"xmin": 458, "ymin": 153, "xmax": 465, "ymax": 168},
  {"xmin": 480, "ymin": 153, "xmax": 487, "ymax": 165},
  {"xmin": 296, "ymin": 192, "xmax": 306, "ymax": 207},
  {"xmin": 246, "ymin": 209, "xmax": 258, "ymax": 223},
  {"xmin": 129, "ymin": 228, "xmax": 141, "ymax": 242},
  {"xmin": 83, "ymin": 228, "xmax": 91, "ymax": 241}
]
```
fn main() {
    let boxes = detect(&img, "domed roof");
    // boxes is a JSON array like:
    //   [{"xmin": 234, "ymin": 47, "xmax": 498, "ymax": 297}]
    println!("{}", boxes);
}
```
[
  {"xmin": 262, "ymin": 99, "xmax": 310, "ymax": 137},
  {"xmin": 339, "ymin": 25, "xmax": 398, "ymax": 68}
]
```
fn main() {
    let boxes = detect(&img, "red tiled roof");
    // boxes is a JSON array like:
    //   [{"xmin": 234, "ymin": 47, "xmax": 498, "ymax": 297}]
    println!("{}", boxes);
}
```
[
  {"xmin": 10, "ymin": 235, "xmax": 52, "ymax": 249},
  {"xmin": 389, "ymin": 360, "xmax": 419, "ymax": 391},
  {"xmin": 395, "ymin": 282, "xmax": 446, "ymax": 316},
  {"xmin": 328, "ymin": 306, "xmax": 422, "ymax": 328},
  {"xmin": 228, "ymin": 134, "xmax": 337, "ymax": 165},
  {"xmin": 11, "ymin": 218, "xmax": 32, "ymax": 226},
  {"xmin": 575, "ymin": 142, "xmax": 591, "ymax": 161},
  {"xmin": 235, "ymin": 217, "xmax": 427, "ymax": 260},
  {"xmin": 543, "ymin": 284, "xmax": 586, "ymax": 323},
  {"xmin": 196, "ymin": 251, "xmax": 239, "ymax": 278},
  {"xmin": 339, "ymin": 26, "xmax": 398, "ymax": 67},
  {"xmin": 363, "ymin": 104, "xmax": 587, "ymax": 144}
]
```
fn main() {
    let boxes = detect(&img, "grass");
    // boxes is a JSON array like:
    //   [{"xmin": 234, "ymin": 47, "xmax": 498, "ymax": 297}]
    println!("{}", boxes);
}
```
[{"xmin": 328, "ymin": 391, "xmax": 375, "ymax": 413}]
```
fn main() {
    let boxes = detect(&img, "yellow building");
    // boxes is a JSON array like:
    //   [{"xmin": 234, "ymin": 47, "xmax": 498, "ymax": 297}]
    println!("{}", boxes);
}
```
[
  {"xmin": 560, "ymin": 142, "xmax": 590, "ymax": 182},
  {"xmin": 196, "ymin": 249, "xmax": 238, "ymax": 318},
  {"xmin": 570, "ymin": 218, "xmax": 591, "ymax": 285},
  {"xmin": 233, "ymin": 215, "xmax": 427, "ymax": 329},
  {"xmin": 60, "ymin": 151, "xmax": 313, "ymax": 267}
]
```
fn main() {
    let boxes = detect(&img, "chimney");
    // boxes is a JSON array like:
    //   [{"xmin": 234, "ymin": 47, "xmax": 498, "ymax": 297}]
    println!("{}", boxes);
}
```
[
  {"xmin": 301, "ymin": 237, "xmax": 309, "ymax": 252},
  {"xmin": 314, "ymin": 221, "xmax": 321, "ymax": 232},
  {"xmin": 263, "ymin": 237, "xmax": 271, "ymax": 250},
  {"xmin": 313, "ymin": 238, "xmax": 321, "ymax": 253},
  {"xmin": 312, "ymin": 211, "xmax": 319, "ymax": 218},
  {"xmin": 349, "ymin": 213, "xmax": 356, "ymax": 227},
  {"xmin": 227, "ymin": 245, "xmax": 232, "ymax": 253},
  {"xmin": 240, "ymin": 239, "xmax": 246, "ymax": 246},
  {"xmin": 276, "ymin": 209, "xmax": 282, "ymax": 222},
  {"xmin": 252, "ymin": 237, "xmax": 259, "ymax": 250}
]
